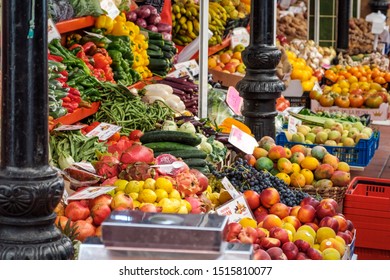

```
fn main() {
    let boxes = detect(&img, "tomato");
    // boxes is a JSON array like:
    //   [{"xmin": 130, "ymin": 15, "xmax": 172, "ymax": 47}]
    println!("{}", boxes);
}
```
[
  {"xmin": 377, "ymin": 91, "xmax": 389, "ymax": 103},
  {"xmin": 319, "ymin": 94, "xmax": 335, "ymax": 107},
  {"xmin": 365, "ymin": 95, "xmax": 383, "ymax": 108},
  {"xmin": 335, "ymin": 96, "xmax": 350, "ymax": 108},
  {"xmin": 129, "ymin": 129, "xmax": 144, "ymax": 141},
  {"xmin": 309, "ymin": 90, "xmax": 322, "ymax": 101},
  {"xmin": 348, "ymin": 94, "xmax": 364, "ymax": 108}
]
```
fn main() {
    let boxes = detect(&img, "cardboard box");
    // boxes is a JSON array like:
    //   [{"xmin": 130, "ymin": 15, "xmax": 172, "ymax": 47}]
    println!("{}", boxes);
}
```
[
  {"xmin": 208, "ymin": 68, "xmax": 244, "ymax": 88},
  {"xmin": 311, "ymin": 99, "xmax": 389, "ymax": 121}
]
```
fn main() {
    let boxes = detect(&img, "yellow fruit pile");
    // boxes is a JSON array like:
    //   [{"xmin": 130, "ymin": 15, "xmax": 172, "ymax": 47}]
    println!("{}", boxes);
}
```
[{"xmin": 286, "ymin": 50, "xmax": 317, "ymax": 92}]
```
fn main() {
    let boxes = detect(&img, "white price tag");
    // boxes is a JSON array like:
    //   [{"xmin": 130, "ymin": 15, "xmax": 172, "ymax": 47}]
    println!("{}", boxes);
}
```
[
  {"xmin": 313, "ymin": 82, "xmax": 322, "ymax": 93},
  {"xmin": 228, "ymin": 125, "xmax": 258, "ymax": 155},
  {"xmin": 48, "ymin": 18, "xmax": 61, "ymax": 43},
  {"xmin": 100, "ymin": 0, "xmax": 120, "ymax": 19},
  {"xmin": 215, "ymin": 195, "xmax": 254, "ymax": 223},
  {"xmin": 54, "ymin": 124, "xmax": 87, "ymax": 131},
  {"xmin": 85, "ymin": 122, "xmax": 122, "ymax": 141},
  {"xmin": 221, "ymin": 177, "xmax": 241, "ymax": 199},
  {"xmin": 67, "ymin": 186, "xmax": 116, "ymax": 201},
  {"xmin": 72, "ymin": 162, "xmax": 96, "ymax": 174},
  {"xmin": 287, "ymin": 116, "xmax": 302, "ymax": 134},
  {"xmin": 174, "ymin": 59, "xmax": 200, "ymax": 77}
]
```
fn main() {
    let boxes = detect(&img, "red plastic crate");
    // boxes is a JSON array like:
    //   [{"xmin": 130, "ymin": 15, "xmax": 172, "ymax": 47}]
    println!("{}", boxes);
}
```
[
  {"xmin": 355, "ymin": 247, "xmax": 390, "ymax": 260},
  {"xmin": 343, "ymin": 177, "xmax": 390, "ymax": 251}
]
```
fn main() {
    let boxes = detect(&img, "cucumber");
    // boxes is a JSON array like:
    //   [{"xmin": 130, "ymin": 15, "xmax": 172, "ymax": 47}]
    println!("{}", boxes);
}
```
[
  {"xmin": 148, "ymin": 44, "xmax": 162, "ymax": 52},
  {"xmin": 141, "ymin": 130, "xmax": 202, "ymax": 146},
  {"xmin": 161, "ymin": 44, "xmax": 177, "ymax": 53},
  {"xmin": 149, "ymin": 39, "xmax": 165, "ymax": 48},
  {"xmin": 147, "ymin": 49, "xmax": 164, "ymax": 58},
  {"xmin": 183, "ymin": 158, "xmax": 207, "ymax": 167},
  {"xmin": 154, "ymin": 149, "xmax": 207, "ymax": 159},
  {"xmin": 190, "ymin": 166, "xmax": 210, "ymax": 174},
  {"xmin": 148, "ymin": 58, "xmax": 170, "ymax": 70},
  {"xmin": 144, "ymin": 142, "xmax": 198, "ymax": 152}
]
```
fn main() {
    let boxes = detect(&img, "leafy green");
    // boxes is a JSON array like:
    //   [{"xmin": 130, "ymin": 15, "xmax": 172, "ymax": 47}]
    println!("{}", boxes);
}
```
[
  {"xmin": 69, "ymin": 0, "xmax": 104, "ymax": 17},
  {"xmin": 206, "ymin": 136, "xmax": 227, "ymax": 164},
  {"xmin": 207, "ymin": 88, "xmax": 234, "ymax": 126}
]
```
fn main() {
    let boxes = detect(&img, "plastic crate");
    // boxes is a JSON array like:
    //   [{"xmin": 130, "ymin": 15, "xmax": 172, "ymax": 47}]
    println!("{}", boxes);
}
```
[
  {"xmin": 343, "ymin": 177, "xmax": 390, "ymax": 251},
  {"xmin": 285, "ymin": 92, "xmax": 310, "ymax": 108},
  {"xmin": 355, "ymin": 247, "xmax": 390, "ymax": 260},
  {"xmin": 276, "ymin": 131, "xmax": 380, "ymax": 167}
]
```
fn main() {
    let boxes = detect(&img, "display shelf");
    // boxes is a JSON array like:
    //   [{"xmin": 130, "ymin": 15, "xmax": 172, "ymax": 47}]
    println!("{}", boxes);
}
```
[
  {"xmin": 49, "ymin": 102, "xmax": 100, "ymax": 130},
  {"xmin": 56, "ymin": 16, "xmax": 96, "ymax": 34},
  {"xmin": 176, "ymin": 36, "xmax": 232, "ymax": 60}
]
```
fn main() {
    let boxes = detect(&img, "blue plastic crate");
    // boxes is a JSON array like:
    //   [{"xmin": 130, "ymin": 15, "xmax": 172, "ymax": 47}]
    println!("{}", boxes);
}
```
[{"xmin": 276, "ymin": 131, "xmax": 380, "ymax": 167}]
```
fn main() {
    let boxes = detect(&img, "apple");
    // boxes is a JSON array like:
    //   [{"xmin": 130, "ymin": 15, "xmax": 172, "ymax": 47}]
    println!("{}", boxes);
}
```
[
  {"xmin": 296, "ymin": 252, "xmax": 310, "ymax": 260},
  {"xmin": 282, "ymin": 215, "xmax": 302, "ymax": 230},
  {"xmin": 290, "ymin": 205, "xmax": 301, "ymax": 217},
  {"xmin": 319, "ymin": 216, "xmax": 339, "ymax": 233},
  {"xmin": 333, "ymin": 215, "xmax": 348, "ymax": 232},
  {"xmin": 253, "ymin": 206, "xmax": 269, "ymax": 219},
  {"xmin": 260, "ymin": 187, "xmax": 280, "ymax": 208},
  {"xmin": 269, "ymin": 202, "xmax": 290, "ymax": 219},
  {"xmin": 269, "ymin": 227, "xmax": 290, "ymax": 244},
  {"xmin": 252, "ymin": 249, "xmax": 271, "ymax": 260},
  {"xmin": 297, "ymin": 204, "xmax": 316, "ymax": 223},
  {"xmin": 300, "ymin": 196, "xmax": 320, "ymax": 209},
  {"xmin": 281, "ymin": 241, "xmax": 299, "ymax": 260},
  {"xmin": 267, "ymin": 247, "xmax": 288, "ymax": 260},
  {"xmin": 294, "ymin": 239, "xmax": 311, "ymax": 253},
  {"xmin": 304, "ymin": 222, "xmax": 319, "ymax": 232},
  {"xmin": 238, "ymin": 226, "xmax": 258, "ymax": 244},
  {"xmin": 337, "ymin": 231, "xmax": 353, "ymax": 245},
  {"xmin": 316, "ymin": 201, "xmax": 336, "ymax": 220},
  {"xmin": 243, "ymin": 190, "xmax": 261, "ymax": 210},
  {"xmin": 346, "ymin": 219, "xmax": 355, "ymax": 232}
]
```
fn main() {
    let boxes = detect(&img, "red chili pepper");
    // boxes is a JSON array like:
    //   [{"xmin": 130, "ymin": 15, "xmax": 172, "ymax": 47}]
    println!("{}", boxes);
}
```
[
  {"xmin": 82, "ymin": 42, "xmax": 97, "ymax": 55},
  {"xmin": 68, "ymin": 87, "xmax": 81, "ymax": 96},
  {"xmin": 60, "ymin": 70, "xmax": 68, "ymax": 77},
  {"xmin": 62, "ymin": 97, "xmax": 71, "ymax": 103},
  {"xmin": 48, "ymin": 54, "xmax": 64, "ymax": 62},
  {"xmin": 69, "ymin": 102, "xmax": 79, "ymax": 110},
  {"xmin": 69, "ymin": 95, "xmax": 82, "ymax": 103},
  {"xmin": 93, "ymin": 53, "xmax": 110, "ymax": 69},
  {"xmin": 57, "ymin": 76, "xmax": 68, "ymax": 83}
]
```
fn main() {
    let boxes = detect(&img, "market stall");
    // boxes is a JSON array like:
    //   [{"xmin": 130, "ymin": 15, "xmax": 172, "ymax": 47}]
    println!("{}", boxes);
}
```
[{"xmin": 6, "ymin": 0, "xmax": 389, "ymax": 261}]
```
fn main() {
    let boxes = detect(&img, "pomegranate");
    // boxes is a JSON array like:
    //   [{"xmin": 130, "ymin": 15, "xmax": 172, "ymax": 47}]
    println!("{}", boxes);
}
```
[
  {"xmin": 55, "ymin": 215, "xmax": 72, "ymax": 230},
  {"xmin": 185, "ymin": 196, "xmax": 206, "ymax": 214},
  {"xmin": 65, "ymin": 200, "xmax": 90, "ymax": 221},
  {"xmin": 89, "ymin": 194, "xmax": 112, "ymax": 210},
  {"xmin": 74, "ymin": 220, "xmax": 96, "ymax": 242},
  {"xmin": 189, "ymin": 169, "xmax": 209, "ymax": 194},
  {"xmin": 110, "ymin": 193, "xmax": 134, "ymax": 210},
  {"xmin": 139, "ymin": 203, "xmax": 159, "ymax": 212},
  {"xmin": 91, "ymin": 204, "xmax": 111, "ymax": 226},
  {"xmin": 93, "ymin": 153, "xmax": 121, "ymax": 178},
  {"xmin": 100, "ymin": 176, "xmax": 118, "ymax": 186},
  {"xmin": 176, "ymin": 171, "xmax": 201, "ymax": 197},
  {"xmin": 120, "ymin": 144, "xmax": 154, "ymax": 164}
]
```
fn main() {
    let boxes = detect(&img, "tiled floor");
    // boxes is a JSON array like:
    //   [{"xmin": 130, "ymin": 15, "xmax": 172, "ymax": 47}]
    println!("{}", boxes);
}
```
[{"xmin": 350, "ymin": 124, "xmax": 390, "ymax": 179}]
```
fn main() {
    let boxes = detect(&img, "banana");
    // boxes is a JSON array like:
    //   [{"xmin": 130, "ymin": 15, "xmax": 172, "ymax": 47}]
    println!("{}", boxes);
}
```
[
  {"xmin": 180, "ymin": 7, "xmax": 186, "ymax": 14},
  {"xmin": 174, "ymin": 24, "xmax": 181, "ymax": 35},
  {"xmin": 176, "ymin": 13, "xmax": 182, "ymax": 19},
  {"xmin": 173, "ymin": 38, "xmax": 184, "ymax": 46},
  {"xmin": 172, "ymin": 4, "xmax": 181, "ymax": 14},
  {"xmin": 187, "ymin": 20, "xmax": 194, "ymax": 33},
  {"xmin": 185, "ymin": 10, "xmax": 192, "ymax": 18},
  {"xmin": 188, "ymin": 31, "xmax": 197, "ymax": 40},
  {"xmin": 193, "ymin": 19, "xmax": 200, "ymax": 33},
  {"xmin": 179, "ymin": 16, "xmax": 187, "ymax": 25}
]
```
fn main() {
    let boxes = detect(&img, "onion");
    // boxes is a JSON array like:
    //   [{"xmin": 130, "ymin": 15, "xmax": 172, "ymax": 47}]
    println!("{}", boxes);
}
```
[
  {"xmin": 162, "ymin": 32, "xmax": 172, "ymax": 41},
  {"xmin": 126, "ymin": 11, "xmax": 137, "ymax": 22},
  {"xmin": 136, "ymin": 6, "xmax": 151, "ymax": 19},
  {"xmin": 147, "ymin": 14, "xmax": 161, "ymax": 25},
  {"xmin": 157, "ymin": 23, "xmax": 172, "ymax": 33},
  {"xmin": 136, "ymin": 18, "xmax": 148, "ymax": 28},
  {"xmin": 146, "ymin": 25, "xmax": 158, "ymax": 33},
  {"xmin": 143, "ymin": 4, "xmax": 158, "ymax": 15}
]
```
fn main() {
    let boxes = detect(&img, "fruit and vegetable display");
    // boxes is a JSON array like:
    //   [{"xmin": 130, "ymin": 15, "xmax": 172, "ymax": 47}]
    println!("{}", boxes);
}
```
[
  {"xmin": 208, "ymin": 44, "xmax": 246, "ymax": 74},
  {"xmin": 277, "ymin": 0, "xmax": 308, "ymax": 41},
  {"xmin": 226, "ymin": 193, "xmax": 356, "ymax": 260},
  {"xmin": 348, "ymin": 18, "xmax": 376, "ymax": 55}
]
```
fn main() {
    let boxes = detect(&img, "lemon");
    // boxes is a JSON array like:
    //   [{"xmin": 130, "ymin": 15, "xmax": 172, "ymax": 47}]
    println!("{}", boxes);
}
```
[
  {"xmin": 155, "ymin": 177, "xmax": 174, "ymax": 193},
  {"xmin": 168, "ymin": 189, "xmax": 182, "ymax": 200},
  {"xmin": 133, "ymin": 200, "xmax": 141, "ymax": 209},
  {"xmin": 125, "ymin": 180, "xmax": 143, "ymax": 194},
  {"xmin": 181, "ymin": 199, "xmax": 192, "ymax": 212},
  {"xmin": 158, "ymin": 197, "xmax": 180, "ymax": 213},
  {"xmin": 129, "ymin": 192, "xmax": 139, "ymax": 201},
  {"xmin": 239, "ymin": 217, "xmax": 257, "ymax": 228},
  {"xmin": 155, "ymin": 188, "xmax": 168, "ymax": 202},
  {"xmin": 114, "ymin": 179, "xmax": 129, "ymax": 192},
  {"xmin": 138, "ymin": 189, "xmax": 157, "ymax": 203},
  {"xmin": 177, "ymin": 205, "xmax": 189, "ymax": 214},
  {"xmin": 291, "ymin": 163, "xmax": 301, "ymax": 173},
  {"xmin": 143, "ymin": 178, "xmax": 156, "ymax": 190}
]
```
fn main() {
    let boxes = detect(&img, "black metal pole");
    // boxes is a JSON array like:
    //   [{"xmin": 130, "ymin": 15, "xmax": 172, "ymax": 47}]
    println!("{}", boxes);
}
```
[
  {"xmin": 0, "ymin": 0, "xmax": 74, "ymax": 259},
  {"xmin": 336, "ymin": 0, "xmax": 351, "ymax": 52},
  {"xmin": 236, "ymin": 0, "xmax": 285, "ymax": 140}
]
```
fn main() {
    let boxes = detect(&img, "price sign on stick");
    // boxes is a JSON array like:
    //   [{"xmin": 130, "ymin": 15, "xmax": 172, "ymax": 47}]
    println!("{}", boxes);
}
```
[
  {"xmin": 228, "ymin": 125, "xmax": 258, "ymax": 154},
  {"xmin": 226, "ymin": 86, "xmax": 243, "ymax": 115}
]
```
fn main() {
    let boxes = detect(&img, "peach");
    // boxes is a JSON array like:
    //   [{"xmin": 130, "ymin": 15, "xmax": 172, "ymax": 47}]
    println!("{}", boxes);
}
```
[
  {"xmin": 297, "ymin": 204, "xmax": 316, "ymax": 223},
  {"xmin": 333, "ymin": 215, "xmax": 348, "ymax": 232},
  {"xmin": 252, "ymin": 249, "xmax": 271, "ymax": 260},
  {"xmin": 316, "ymin": 227, "xmax": 336, "ymax": 244},
  {"xmin": 337, "ymin": 231, "xmax": 353, "ymax": 245},
  {"xmin": 320, "ymin": 198, "xmax": 339, "ymax": 211},
  {"xmin": 225, "ymin": 222, "xmax": 243, "ymax": 241},
  {"xmin": 316, "ymin": 201, "xmax": 336, "ymax": 220},
  {"xmin": 300, "ymin": 196, "xmax": 320, "ymax": 209},
  {"xmin": 304, "ymin": 222, "xmax": 319, "ymax": 232},
  {"xmin": 269, "ymin": 227, "xmax": 290, "ymax": 244},
  {"xmin": 243, "ymin": 190, "xmax": 261, "ymax": 210},
  {"xmin": 296, "ymin": 252, "xmax": 310, "ymax": 260},
  {"xmin": 254, "ymin": 212, "xmax": 268, "ymax": 224},
  {"xmin": 322, "ymin": 247, "xmax": 341, "ymax": 260},
  {"xmin": 289, "ymin": 206, "xmax": 301, "ymax": 218},
  {"xmin": 294, "ymin": 239, "xmax": 311, "ymax": 253},
  {"xmin": 261, "ymin": 237, "xmax": 281, "ymax": 250},
  {"xmin": 260, "ymin": 188, "xmax": 280, "ymax": 208},
  {"xmin": 282, "ymin": 215, "xmax": 302, "ymax": 230},
  {"xmin": 267, "ymin": 247, "xmax": 288, "ymax": 260},
  {"xmin": 293, "ymin": 230, "xmax": 315, "ymax": 247},
  {"xmin": 268, "ymin": 145, "xmax": 287, "ymax": 161},
  {"xmin": 306, "ymin": 247, "xmax": 323, "ymax": 260},
  {"xmin": 262, "ymin": 214, "xmax": 283, "ymax": 231},
  {"xmin": 238, "ymin": 226, "xmax": 258, "ymax": 244},
  {"xmin": 319, "ymin": 216, "xmax": 339, "ymax": 233},
  {"xmin": 282, "ymin": 241, "xmax": 299, "ymax": 260},
  {"xmin": 255, "ymin": 228, "xmax": 268, "ymax": 241},
  {"xmin": 346, "ymin": 219, "xmax": 355, "ymax": 232},
  {"xmin": 269, "ymin": 202, "xmax": 290, "ymax": 219}
]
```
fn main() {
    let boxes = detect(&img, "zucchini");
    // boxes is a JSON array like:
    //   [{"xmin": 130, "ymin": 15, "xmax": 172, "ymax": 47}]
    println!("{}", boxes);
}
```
[
  {"xmin": 149, "ymin": 39, "xmax": 165, "ymax": 48},
  {"xmin": 154, "ymin": 149, "xmax": 207, "ymax": 159},
  {"xmin": 141, "ymin": 130, "xmax": 202, "ymax": 146},
  {"xmin": 190, "ymin": 166, "xmax": 210, "ymax": 174},
  {"xmin": 183, "ymin": 158, "xmax": 207, "ymax": 167},
  {"xmin": 163, "ymin": 51, "xmax": 175, "ymax": 59},
  {"xmin": 161, "ymin": 44, "xmax": 177, "ymax": 53},
  {"xmin": 148, "ymin": 44, "xmax": 162, "ymax": 52},
  {"xmin": 147, "ymin": 49, "xmax": 164, "ymax": 58},
  {"xmin": 144, "ymin": 142, "xmax": 198, "ymax": 152}
]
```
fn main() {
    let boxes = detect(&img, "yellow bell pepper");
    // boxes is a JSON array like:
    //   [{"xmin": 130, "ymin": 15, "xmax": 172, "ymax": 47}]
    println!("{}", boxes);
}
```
[
  {"xmin": 95, "ymin": 15, "xmax": 114, "ymax": 34},
  {"xmin": 115, "ymin": 12, "xmax": 127, "ymax": 23},
  {"xmin": 111, "ymin": 21, "xmax": 130, "ymax": 36}
]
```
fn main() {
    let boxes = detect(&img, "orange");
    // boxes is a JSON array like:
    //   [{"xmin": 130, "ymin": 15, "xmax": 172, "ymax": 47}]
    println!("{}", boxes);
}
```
[
  {"xmin": 384, "ymin": 72, "xmax": 390, "ymax": 82},
  {"xmin": 208, "ymin": 57, "xmax": 217, "ymax": 68},
  {"xmin": 219, "ymin": 53, "xmax": 231, "ymax": 64},
  {"xmin": 348, "ymin": 75, "xmax": 358, "ymax": 84}
]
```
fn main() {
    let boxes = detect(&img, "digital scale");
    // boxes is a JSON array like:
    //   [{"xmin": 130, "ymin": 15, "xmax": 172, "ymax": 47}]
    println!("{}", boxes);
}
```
[{"xmin": 78, "ymin": 210, "xmax": 253, "ymax": 260}]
